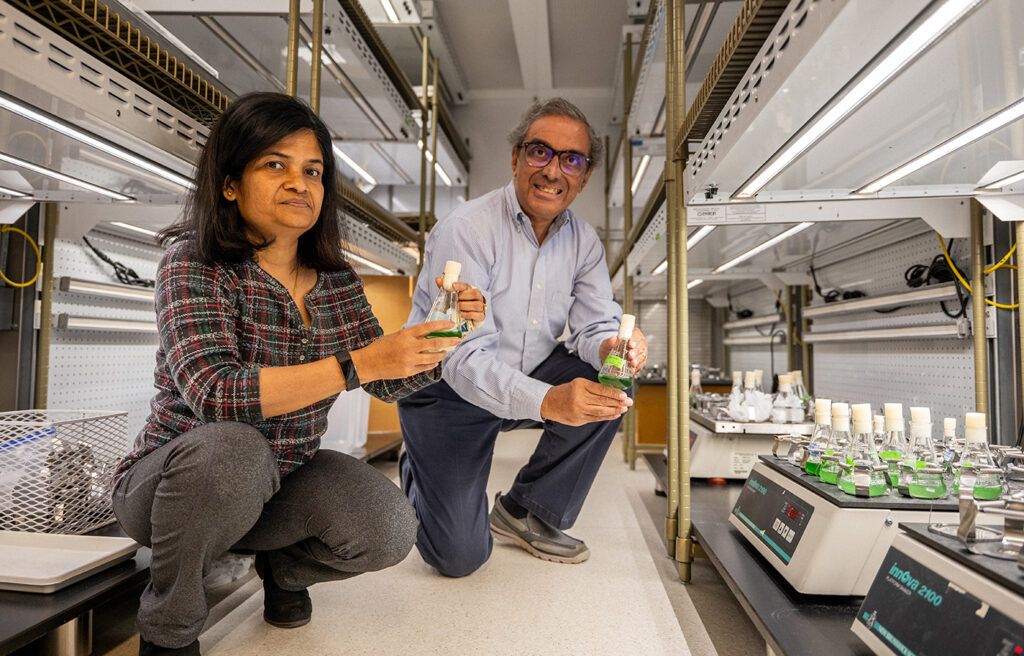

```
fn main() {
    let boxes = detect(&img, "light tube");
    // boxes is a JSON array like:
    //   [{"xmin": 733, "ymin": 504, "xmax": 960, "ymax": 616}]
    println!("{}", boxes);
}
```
[
  {"xmin": 686, "ymin": 225, "xmax": 715, "ymax": 249},
  {"xmin": 979, "ymin": 168, "xmax": 1024, "ymax": 191},
  {"xmin": 687, "ymin": 279, "xmax": 704, "ymax": 290},
  {"xmin": 416, "ymin": 140, "xmax": 453, "ymax": 187},
  {"xmin": 0, "ymin": 185, "xmax": 28, "ymax": 197},
  {"xmin": 651, "ymin": 225, "xmax": 718, "ymax": 276},
  {"xmin": 379, "ymin": 0, "xmax": 400, "ymax": 22},
  {"xmin": 109, "ymin": 222, "xmax": 159, "ymax": 237},
  {"xmin": 858, "ymin": 97, "xmax": 1024, "ymax": 194},
  {"xmin": 631, "ymin": 155, "xmax": 651, "ymax": 195},
  {"xmin": 0, "ymin": 91, "xmax": 194, "ymax": 190},
  {"xmin": 60, "ymin": 277, "xmax": 155, "ymax": 301},
  {"xmin": 332, "ymin": 145, "xmax": 377, "ymax": 187},
  {"xmin": 734, "ymin": 0, "xmax": 981, "ymax": 199},
  {"xmin": 0, "ymin": 152, "xmax": 133, "ymax": 201},
  {"xmin": 712, "ymin": 222, "xmax": 813, "ymax": 273},
  {"xmin": 342, "ymin": 249, "xmax": 396, "ymax": 275}
]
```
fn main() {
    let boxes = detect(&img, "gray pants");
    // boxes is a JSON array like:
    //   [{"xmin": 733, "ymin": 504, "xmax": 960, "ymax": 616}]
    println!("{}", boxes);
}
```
[{"xmin": 112, "ymin": 422, "xmax": 417, "ymax": 648}]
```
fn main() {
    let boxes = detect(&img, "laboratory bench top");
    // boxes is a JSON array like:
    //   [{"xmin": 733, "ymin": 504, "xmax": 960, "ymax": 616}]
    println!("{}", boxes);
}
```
[{"xmin": 643, "ymin": 453, "xmax": 871, "ymax": 655}]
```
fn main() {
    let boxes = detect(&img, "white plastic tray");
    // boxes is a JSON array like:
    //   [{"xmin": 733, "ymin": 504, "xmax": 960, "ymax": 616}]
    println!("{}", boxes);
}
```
[{"xmin": 0, "ymin": 531, "xmax": 139, "ymax": 593}]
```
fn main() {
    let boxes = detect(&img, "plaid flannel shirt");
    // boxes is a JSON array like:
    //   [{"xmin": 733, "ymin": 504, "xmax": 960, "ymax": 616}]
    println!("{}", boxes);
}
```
[{"xmin": 113, "ymin": 240, "xmax": 438, "ymax": 484}]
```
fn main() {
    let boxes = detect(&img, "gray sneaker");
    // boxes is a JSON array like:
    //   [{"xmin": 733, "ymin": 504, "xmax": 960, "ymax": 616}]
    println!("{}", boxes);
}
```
[{"xmin": 489, "ymin": 492, "xmax": 590, "ymax": 564}]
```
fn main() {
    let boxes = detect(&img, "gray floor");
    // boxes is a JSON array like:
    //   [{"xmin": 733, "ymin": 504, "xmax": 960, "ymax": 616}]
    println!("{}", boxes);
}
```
[{"xmin": 21, "ymin": 431, "xmax": 763, "ymax": 655}]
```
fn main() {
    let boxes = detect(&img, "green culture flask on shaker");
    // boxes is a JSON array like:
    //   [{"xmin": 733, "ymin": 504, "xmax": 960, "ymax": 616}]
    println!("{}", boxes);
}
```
[
  {"xmin": 818, "ymin": 402, "xmax": 849, "ymax": 485},
  {"xmin": 879, "ymin": 403, "xmax": 907, "ymax": 488},
  {"xmin": 953, "ymin": 412, "xmax": 1003, "ymax": 500},
  {"xmin": 838, "ymin": 403, "xmax": 888, "ymax": 497},
  {"xmin": 598, "ymin": 313, "xmax": 636, "ymax": 390},
  {"xmin": 905, "ymin": 406, "xmax": 946, "ymax": 499},
  {"xmin": 425, "ymin": 260, "xmax": 464, "ymax": 340}
]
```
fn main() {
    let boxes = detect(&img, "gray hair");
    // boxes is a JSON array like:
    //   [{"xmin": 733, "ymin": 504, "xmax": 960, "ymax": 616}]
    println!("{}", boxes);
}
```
[{"xmin": 507, "ymin": 98, "xmax": 603, "ymax": 169}]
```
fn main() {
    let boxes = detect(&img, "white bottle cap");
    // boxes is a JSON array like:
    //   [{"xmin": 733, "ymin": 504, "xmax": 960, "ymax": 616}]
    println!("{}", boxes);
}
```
[
  {"xmin": 884, "ymin": 403, "xmax": 904, "ymax": 433},
  {"xmin": 852, "ymin": 403, "xmax": 872, "ymax": 433},
  {"xmin": 754, "ymin": 369, "xmax": 763, "ymax": 379},
  {"xmin": 910, "ymin": 407, "xmax": 930, "ymax": 425},
  {"xmin": 814, "ymin": 398, "xmax": 831, "ymax": 425},
  {"xmin": 964, "ymin": 412, "xmax": 987, "ymax": 444},
  {"xmin": 832, "ymin": 402, "xmax": 850, "ymax": 432},
  {"xmin": 873, "ymin": 415, "xmax": 884, "ymax": 432},
  {"xmin": 691, "ymin": 370, "xmax": 701, "ymax": 386},
  {"xmin": 943, "ymin": 417, "xmax": 956, "ymax": 437},
  {"xmin": 441, "ymin": 260, "xmax": 462, "ymax": 290},
  {"xmin": 744, "ymin": 371, "xmax": 756, "ymax": 389},
  {"xmin": 732, "ymin": 370, "xmax": 742, "ymax": 383},
  {"xmin": 618, "ymin": 313, "xmax": 636, "ymax": 339},
  {"xmin": 778, "ymin": 374, "xmax": 792, "ymax": 386},
  {"xmin": 792, "ymin": 370, "xmax": 803, "ymax": 383}
]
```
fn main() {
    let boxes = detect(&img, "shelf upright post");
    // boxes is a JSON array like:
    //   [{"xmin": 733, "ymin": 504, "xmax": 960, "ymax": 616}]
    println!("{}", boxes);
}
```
[
  {"xmin": 286, "ymin": 0, "xmax": 300, "ymax": 97},
  {"xmin": 802, "ymin": 286, "xmax": 812, "ymax": 394},
  {"xmin": 971, "ymin": 199, "xmax": 989, "ymax": 417},
  {"xmin": 428, "ymin": 57, "xmax": 440, "ymax": 225},
  {"xmin": 310, "ymin": 0, "xmax": 324, "ymax": 113},
  {"xmin": 34, "ymin": 203, "xmax": 58, "ymax": 409},
  {"xmin": 1016, "ymin": 223, "xmax": 1024, "ymax": 434},
  {"xmin": 671, "ymin": 0, "xmax": 693, "ymax": 582},
  {"xmin": 417, "ymin": 35, "xmax": 430, "ymax": 272},
  {"xmin": 663, "ymin": 0, "xmax": 680, "ymax": 558},
  {"xmin": 622, "ymin": 32, "xmax": 637, "ymax": 468},
  {"xmin": 785, "ymin": 286, "xmax": 794, "ymax": 371}
]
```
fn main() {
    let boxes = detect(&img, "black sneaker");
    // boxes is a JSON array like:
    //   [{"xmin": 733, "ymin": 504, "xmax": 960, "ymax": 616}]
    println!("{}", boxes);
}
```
[
  {"xmin": 254, "ymin": 552, "xmax": 312, "ymax": 628},
  {"xmin": 139, "ymin": 638, "xmax": 200, "ymax": 655},
  {"xmin": 488, "ymin": 492, "xmax": 590, "ymax": 564}
]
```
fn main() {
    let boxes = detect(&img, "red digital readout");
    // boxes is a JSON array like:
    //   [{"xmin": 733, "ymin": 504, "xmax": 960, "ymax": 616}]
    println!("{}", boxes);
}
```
[{"xmin": 786, "ymin": 506, "xmax": 802, "ymax": 520}]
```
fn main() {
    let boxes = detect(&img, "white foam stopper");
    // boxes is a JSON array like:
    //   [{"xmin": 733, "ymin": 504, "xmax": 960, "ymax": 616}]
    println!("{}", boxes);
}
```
[
  {"xmin": 691, "ymin": 370, "xmax": 701, "ymax": 385},
  {"xmin": 910, "ymin": 407, "xmax": 930, "ymax": 425},
  {"xmin": 618, "ymin": 313, "xmax": 636, "ymax": 339},
  {"xmin": 778, "ymin": 374, "xmax": 792, "ymax": 386},
  {"xmin": 833, "ymin": 402, "xmax": 850, "ymax": 417},
  {"xmin": 873, "ymin": 415, "xmax": 884, "ymax": 431},
  {"xmin": 943, "ymin": 417, "xmax": 956, "ymax": 436},
  {"xmin": 733, "ymin": 370, "xmax": 742, "ymax": 383},
  {"xmin": 814, "ymin": 398, "xmax": 832, "ymax": 414},
  {"xmin": 792, "ymin": 370, "xmax": 803, "ymax": 383},
  {"xmin": 744, "ymin": 371, "xmax": 756, "ymax": 388},
  {"xmin": 852, "ymin": 403, "xmax": 871, "ymax": 423},
  {"xmin": 441, "ymin": 260, "xmax": 462, "ymax": 290},
  {"xmin": 884, "ymin": 403, "xmax": 904, "ymax": 432},
  {"xmin": 965, "ymin": 412, "xmax": 987, "ymax": 444}
]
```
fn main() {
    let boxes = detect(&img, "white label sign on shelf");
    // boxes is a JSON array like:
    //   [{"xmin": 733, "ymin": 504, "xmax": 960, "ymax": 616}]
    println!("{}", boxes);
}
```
[
  {"xmin": 731, "ymin": 451, "xmax": 758, "ymax": 475},
  {"xmin": 725, "ymin": 204, "xmax": 767, "ymax": 223}
]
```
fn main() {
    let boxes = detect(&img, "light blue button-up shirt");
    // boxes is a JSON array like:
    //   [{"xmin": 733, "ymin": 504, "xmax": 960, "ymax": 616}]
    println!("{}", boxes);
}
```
[{"xmin": 407, "ymin": 181, "xmax": 621, "ymax": 421}]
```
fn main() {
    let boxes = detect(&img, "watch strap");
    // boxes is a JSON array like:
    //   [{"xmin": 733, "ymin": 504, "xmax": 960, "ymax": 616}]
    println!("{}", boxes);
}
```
[{"xmin": 334, "ymin": 349, "xmax": 361, "ymax": 391}]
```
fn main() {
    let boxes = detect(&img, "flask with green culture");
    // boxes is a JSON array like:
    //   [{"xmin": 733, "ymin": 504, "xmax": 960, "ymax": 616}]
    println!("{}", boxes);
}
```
[
  {"xmin": 818, "ymin": 402, "xmax": 849, "ymax": 485},
  {"xmin": 878, "ymin": 403, "xmax": 907, "ymax": 488},
  {"xmin": 598, "ymin": 314, "xmax": 636, "ymax": 390},
  {"xmin": 941, "ymin": 417, "xmax": 959, "ymax": 474},
  {"xmin": 689, "ymin": 370, "xmax": 703, "ymax": 408},
  {"xmin": 838, "ymin": 403, "xmax": 888, "ymax": 497},
  {"xmin": 904, "ymin": 407, "xmax": 946, "ymax": 499},
  {"xmin": 953, "ymin": 412, "xmax": 1003, "ymax": 500},
  {"xmin": 802, "ymin": 398, "xmax": 831, "ymax": 474},
  {"xmin": 425, "ymin": 260, "xmax": 464, "ymax": 340}
]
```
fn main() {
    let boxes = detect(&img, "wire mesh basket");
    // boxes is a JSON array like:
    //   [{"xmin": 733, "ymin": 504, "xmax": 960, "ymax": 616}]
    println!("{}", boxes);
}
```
[{"xmin": 0, "ymin": 410, "xmax": 128, "ymax": 534}]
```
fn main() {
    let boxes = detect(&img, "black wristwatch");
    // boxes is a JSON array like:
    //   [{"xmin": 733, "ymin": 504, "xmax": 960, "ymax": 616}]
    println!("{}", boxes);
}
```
[{"xmin": 334, "ymin": 349, "xmax": 361, "ymax": 391}]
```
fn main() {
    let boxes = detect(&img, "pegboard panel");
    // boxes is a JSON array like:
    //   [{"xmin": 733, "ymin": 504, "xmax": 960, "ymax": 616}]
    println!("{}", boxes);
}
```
[
  {"xmin": 809, "ymin": 230, "xmax": 976, "ymax": 420},
  {"xmin": 45, "ymin": 232, "xmax": 163, "ymax": 444},
  {"xmin": 636, "ymin": 297, "xmax": 711, "ymax": 372},
  {"xmin": 725, "ymin": 284, "xmax": 788, "ymax": 378}
]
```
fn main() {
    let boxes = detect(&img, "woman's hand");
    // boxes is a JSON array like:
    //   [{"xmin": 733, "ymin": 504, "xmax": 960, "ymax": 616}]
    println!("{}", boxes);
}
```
[
  {"xmin": 349, "ymin": 320, "xmax": 461, "ymax": 382},
  {"xmin": 436, "ymin": 277, "xmax": 486, "ymax": 323}
]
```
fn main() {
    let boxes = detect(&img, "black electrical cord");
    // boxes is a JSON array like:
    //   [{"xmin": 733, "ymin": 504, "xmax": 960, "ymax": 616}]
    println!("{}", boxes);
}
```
[
  {"xmin": 890, "ymin": 239, "xmax": 966, "ymax": 318},
  {"xmin": 82, "ymin": 236, "xmax": 155, "ymax": 288},
  {"xmin": 768, "ymin": 328, "xmax": 786, "ymax": 387},
  {"xmin": 810, "ymin": 262, "xmax": 865, "ymax": 304}
]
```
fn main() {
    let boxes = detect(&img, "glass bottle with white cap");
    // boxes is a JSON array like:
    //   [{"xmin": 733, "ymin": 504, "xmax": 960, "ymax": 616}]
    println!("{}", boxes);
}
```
[
  {"xmin": 878, "ymin": 403, "xmax": 907, "ymax": 488},
  {"xmin": 953, "ymin": 413, "xmax": 1003, "ymax": 500},
  {"xmin": 771, "ymin": 374, "xmax": 797, "ymax": 424},
  {"xmin": 598, "ymin": 314, "xmax": 636, "ymax": 390},
  {"xmin": 838, "ymin": 403, "xmax": 888, "ymax": 497},
  {"xmin": 818, "ymin": 402, "xmax": 850, "ymax": 485},
  {"xmin": 689, "ymin": 370, "xmax": 703, "ymax": 408},
  {"xmin": 802, "ymin": 398, "xmax": 832, "ymax": 475},
  {"xmin": 904, "ymin": 407, "xmax": 946, "ymax": 499},
  {"xmin": 425, "ymin": 260, "xmax": 464, "ymax": 340}
]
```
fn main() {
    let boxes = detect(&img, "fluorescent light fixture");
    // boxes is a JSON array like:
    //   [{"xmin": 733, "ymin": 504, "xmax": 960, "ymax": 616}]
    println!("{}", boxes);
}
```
[
  {"xmin": 0, "ymin": 90, "xmax": 194, "ymax": 191},
  {"xmin": 686, "ymin": 225, "xmax": 715, "ymax": 250},
  {"xmin": 687, "ymin": 279, "xmax": 704, "ymax": 290},
  {"xmin": 0, "ymin": 151, "xmax": 133, "ymax": 201},
  {"xmin": 416, "ymin": 140, "xmax": 453, "ymax": 187},
  {"xmin": 979, "ymin": 168, "xmax": 1024, "ymax": 190},
  {"xmin": 58, "ymin": 276, "xmax": 155, "ymax": 301},
  {"xmin": 734, "ymin": 0, "xmax": 982, "ymax": 199},
  {"xmin": 342, "ymin": 249, "xmax": 397, "ymax": 275},
  {"xmin": 712, "ymin": 222, "xmax": 813, "ymax": 273},
  {"xmin": 379, "ymin": 0, "xmax": 400, "ymax": 22},
  {"xmin": 0, "ymin": 185, "xmax": 28, "ymax": 197},
  {"xmin": 858, "ymin": 97, "xmax": 1024, "ymax": 194},
  {"xmin": 332, "ymin": 145, "xmax": 377, "ymax": 187},
  {"xmin": 651, "ymin": 225, "xmax": 718, "ymax": 276},
  {"xmin": 631, "ymin": 155, "xmax": 651, "ymax": 195},
  {"xmin": 109, "ymin": 221, "xmax": 159, "ymax": 238}
]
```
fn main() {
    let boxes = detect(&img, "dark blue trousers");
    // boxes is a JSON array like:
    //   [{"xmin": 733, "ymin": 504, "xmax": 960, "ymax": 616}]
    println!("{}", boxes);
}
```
[{"xmin": 397, "ymin": 344, "xmax": 624, "ymax": 577}]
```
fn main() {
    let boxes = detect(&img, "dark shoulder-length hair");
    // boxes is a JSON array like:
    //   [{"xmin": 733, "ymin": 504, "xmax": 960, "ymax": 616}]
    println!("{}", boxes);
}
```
[{"xmin": 161, "ymin": 92, "xmax": 348, "ymax": 271}]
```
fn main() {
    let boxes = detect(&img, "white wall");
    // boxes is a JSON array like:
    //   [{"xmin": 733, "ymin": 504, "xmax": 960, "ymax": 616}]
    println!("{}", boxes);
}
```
[{"xmin": 452, "ymin": 90, "xmax": 614, "ymax": 231}]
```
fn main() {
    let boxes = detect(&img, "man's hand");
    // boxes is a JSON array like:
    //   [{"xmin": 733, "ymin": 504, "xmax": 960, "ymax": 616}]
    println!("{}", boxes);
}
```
[
  {"xmin": 540, "ymin": 378, "xmax": 632, "ymax": 427},
  {"xmin": 435, "ymin": 277, "xmax": 486, "ymax": 323},
  {"xmin": 598, "ymin": 327, "xmax": 648, "ymax": 371}
]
